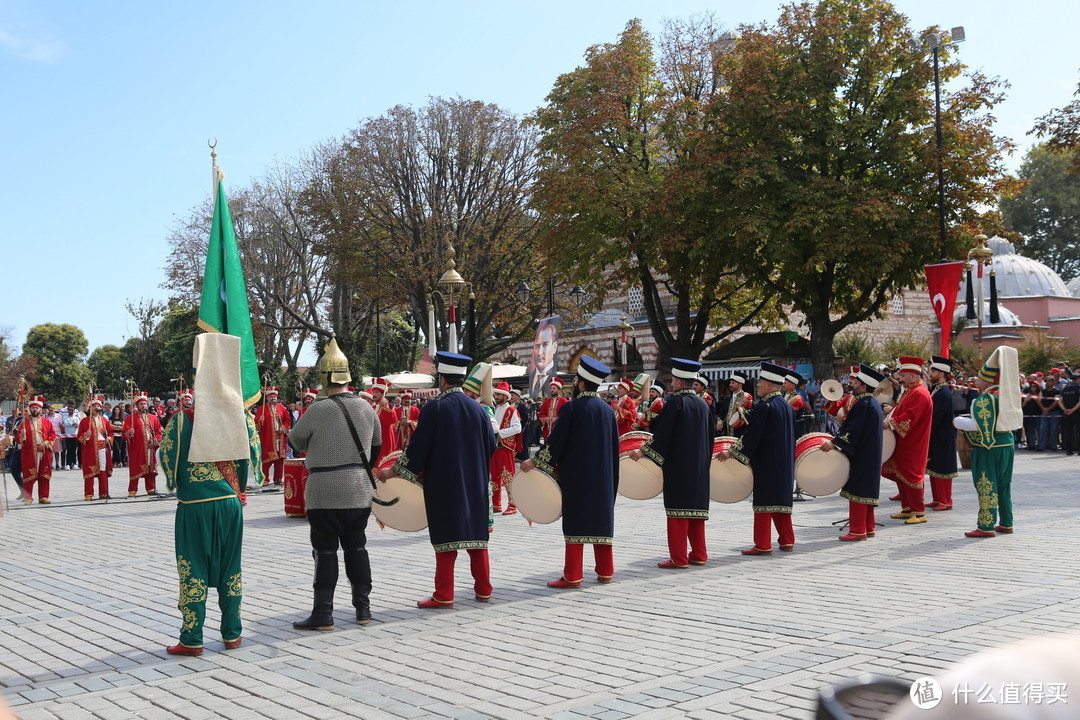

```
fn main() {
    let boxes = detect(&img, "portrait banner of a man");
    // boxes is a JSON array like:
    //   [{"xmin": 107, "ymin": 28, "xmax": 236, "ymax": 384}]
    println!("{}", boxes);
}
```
[{"xmin": 528, "ymin": 316, "xmax": 560, "ymax": 399}]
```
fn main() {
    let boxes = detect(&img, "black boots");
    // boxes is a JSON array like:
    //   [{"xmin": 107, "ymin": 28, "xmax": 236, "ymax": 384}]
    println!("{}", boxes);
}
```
[
  {"xmin": 293, "ymin": 588, "xmax": 335, "ymax": 631},
  {"xmin": 345, "ymin": 548, "xmax": 372, "ymax": 625}
]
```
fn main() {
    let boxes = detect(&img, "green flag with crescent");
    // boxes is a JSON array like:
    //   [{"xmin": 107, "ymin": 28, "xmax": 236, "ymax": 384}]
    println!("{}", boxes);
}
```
[{"xmin": 197, "ymin": 177, "xmax": 261, "ymax": 408}]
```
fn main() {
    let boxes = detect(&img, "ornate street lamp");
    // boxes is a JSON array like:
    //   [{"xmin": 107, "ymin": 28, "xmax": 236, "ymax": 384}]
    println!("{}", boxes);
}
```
[{"xmin": 429, "ymin": 243, "xmax": 467, "ymax": 353}]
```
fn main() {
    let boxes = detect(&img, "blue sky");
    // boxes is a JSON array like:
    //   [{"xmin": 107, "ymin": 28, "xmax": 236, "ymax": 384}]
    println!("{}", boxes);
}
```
[{"xmin": 3, "ymin": 0, "xmax": 1079, "ymax": 363}]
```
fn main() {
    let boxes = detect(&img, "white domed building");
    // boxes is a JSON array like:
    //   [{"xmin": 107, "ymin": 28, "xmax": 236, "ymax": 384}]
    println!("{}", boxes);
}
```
[{"xmin": 954, "ymin": 237, "xmax": 1080, "ymax": 348}]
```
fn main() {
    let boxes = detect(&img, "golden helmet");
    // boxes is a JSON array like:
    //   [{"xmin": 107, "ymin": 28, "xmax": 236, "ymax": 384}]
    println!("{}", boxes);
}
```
[{"xmin": 320, "ymin": 334, "xmax": 351, "ymax": 384}]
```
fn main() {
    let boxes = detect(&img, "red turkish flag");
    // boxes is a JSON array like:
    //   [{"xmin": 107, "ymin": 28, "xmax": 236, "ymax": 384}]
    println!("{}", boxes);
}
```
[{"xmin": 924, "ymin": 262, "xmax": 965, "ymax": 358}]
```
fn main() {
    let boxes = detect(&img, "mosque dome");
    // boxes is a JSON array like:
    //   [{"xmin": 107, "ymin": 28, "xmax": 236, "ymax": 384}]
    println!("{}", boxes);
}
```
[
  {"xmin": 956, "ymin": 236, "xmax": 1071, "ymax": 299},
  {"xmin": 953, "ymin": 302, "xmax": 1021, "ymax": 328},
  {"xmin": 1068, "ymin": 276, "xmax": 1080, "ymax": 298}
]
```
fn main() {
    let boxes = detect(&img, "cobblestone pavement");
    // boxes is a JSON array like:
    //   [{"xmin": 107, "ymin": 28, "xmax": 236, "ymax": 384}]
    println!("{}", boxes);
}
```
[{"xmin": 2, "ymin": 450, "xmax": 1078, "ymax": 719}]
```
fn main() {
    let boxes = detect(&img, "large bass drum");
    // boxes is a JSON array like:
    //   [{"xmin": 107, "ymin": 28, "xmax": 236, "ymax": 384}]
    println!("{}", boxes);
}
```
[
  {"xmin": 794, "ymin": 432, "xmax": 850, "ymax": 497},
  {"xmin": 881, "ymin": 428, "xmax": 896, "ymax": 463},
  {"xmin": 283, "ymin": 459, "xmax": 308, "ymax": 517},
  {"xmin": 371, "ymin": 450, "xmax": 427, "ymax": 532},
  {"xmin": 509, "ymin": 467, "xmax": 562, "ymax": 524},
  {"xmin": 617, "ymin": 431, "xmax": 663, "ymax": 500},
  {"xmin": 710, "ymin": 436, "xmax": 753, "ymax": 503}
]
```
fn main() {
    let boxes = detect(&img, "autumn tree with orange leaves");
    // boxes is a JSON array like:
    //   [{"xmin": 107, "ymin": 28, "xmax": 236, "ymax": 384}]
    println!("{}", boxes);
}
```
[{"xmin": 690, "ymin": 0, "xmax": 1013, "ymax": 379}]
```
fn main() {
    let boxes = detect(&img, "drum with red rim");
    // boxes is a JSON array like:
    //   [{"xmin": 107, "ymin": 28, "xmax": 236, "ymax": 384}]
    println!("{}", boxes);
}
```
[
  {"xmin": 881, "ymin": 428, "xmax": 896, "ymax": 463},
  {"xmin": 371, "ymin": 450, "xmax": 428, "ymax": 532},
  {"xmin": 710, "ymin": 436, "xmax": 753, "ymax": 503},
  {"xmin": 794, "ymin": 432, "xmax": 850, "ymax": 496},
  {"xmin": 283, "ymin": 458, "xmax": 308, "ymax": 517},
  {"xmin": 617, "ymin": 431, "xmax": 663, "ymax": 500},
  {"xmin": 509, "ymin": 467, "xmax": 562, "ymax": 524}
]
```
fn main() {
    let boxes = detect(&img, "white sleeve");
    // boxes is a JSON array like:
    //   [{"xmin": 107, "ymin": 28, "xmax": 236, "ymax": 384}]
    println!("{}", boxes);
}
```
[{"xmin": 952, "ymin": 415, "xmax": 978, "ymax": 432}]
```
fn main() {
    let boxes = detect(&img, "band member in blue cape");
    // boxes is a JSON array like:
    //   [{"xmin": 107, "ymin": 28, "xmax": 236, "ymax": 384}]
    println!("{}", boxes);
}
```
[
  {"xmin": 818, "ymin": 364, "xmax": 885, "ymax": 541},
  {"xmin": 381, "ymin": 352, "xmax": 497, "ymax": 608},
  {"xmin": 926, "ymin": 355, "xmax": 958, "ymax": 511},
  {"xmin": 628, "ymin": 357, "xmax": 712, "ymax": 568},
  {"xmin": 522, "ymin": 355, "xmax": 619, "ymax": 587},
  {"xmin": 716, "ymin": 361, "xmax": 796, "ymax": 555}
]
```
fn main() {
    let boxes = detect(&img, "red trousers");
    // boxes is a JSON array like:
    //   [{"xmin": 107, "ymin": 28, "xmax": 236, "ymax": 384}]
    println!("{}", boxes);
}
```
[
  {"xmin": 23, "ymin": 478, "xmax": 50, "ymax": 501},
  {"xmin": 489, "ymin": 449, "xmax": 516, "ymax": 511},
  {"xmin": 263, "ymin": 459, "xmax": 285, "ymax": 484},
  {"xmin": 895, "ymin": 480, "xmax": 925, "ymax": 514},
  {"xmin": 752, "ymin": 512, "xmax": 795, "ymax": 551},
  {"xmin": 433, "ymin": 549, "xmax": 492, "ymax": 603},
  {"xmin": 929, "ymin": 477, "xmax": 953, "ymax": 507},
  {"xmin": 128, "ymin": 473, "xmax": 157, "ymax": 494},
  {"xmin": 84, "ymin": 473, "xmax": 109, "ymax": 498},
  {"xmin": 666, "ymin": 517, "xmax": 707, "ymax": 566},
  {"xmin": 562, "ymin": 543, "xmax": 615, "ymax": 582},
  {"xmin": 847, "ymin": 502, "xmax": 877, "ymax": 537}
]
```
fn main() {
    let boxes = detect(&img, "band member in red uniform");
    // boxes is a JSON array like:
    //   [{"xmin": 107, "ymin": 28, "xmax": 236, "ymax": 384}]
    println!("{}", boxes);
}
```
[
  {"xmin": 123, "ymin": 392, "xmax": 163, "ymax": 497},
  {"xmin": 614, "ymin": 379, "xmax": 637, "ymax": 437},
  {"xmin": 637, "ymin": 381, "xmax": 665, "ymax": 431},
  {"xmin": 254, "ymin": 387, "xmax": 292, "ymax": 485},
  {"xmin": 395, "ymin": 391, "xmax": 420, "ymax": 448},
  {"xmin": 19, "ymin": 396, "xmax": 56, "ymax": 504},
  {"xmin": 720, "ymin": 374, "xmax": 753, "ymax": 437},
  {"xmin": 297, "ymin": 389, "xmax": 317, "ymax": 419},
  {"xmin": 882, "ymin": 356, "xmax": 933, "ymax": 524},
  {"xmin": 490, "ymin": 382, "xmax": 522, "ymax": 515},
  {"xmin": 369, "ymin": 378, "xmax": 398, "ymax": 464},
  {"xmin": 825, "ymin": 367, "xmax": 860, "ymax": 423},
  {"xmin": 539, "ymin": 378, "xmax": 567, "ymax": 443},
  {"xmin": 78, "ymin": 394, "xmax": 113, "ymax": 500}
]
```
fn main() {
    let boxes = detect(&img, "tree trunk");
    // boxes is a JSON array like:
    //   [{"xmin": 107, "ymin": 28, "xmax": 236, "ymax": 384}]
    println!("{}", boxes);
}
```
[{"xmin": 808, "ymin": 313, "xmax": 837, "ymax": 383}]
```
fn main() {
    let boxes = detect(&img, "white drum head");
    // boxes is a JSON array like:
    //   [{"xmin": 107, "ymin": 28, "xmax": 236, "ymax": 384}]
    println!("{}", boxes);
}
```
[
  {"xmin": 509, "ymin": 468, "xmax": 562, "ymax": 524},
  {"xmin": 372, "ymin": 475, "xmax": 428, "ymax": 532},
  {"xmin": 795, "ymin": 446, "xmax": 849, "ymax": 496},
  {"xmin": 710, "ymin": 456, "xmax": 753, "ymax": 503},
  {"xmin": 821, "ymin": 379, "xmax": 844, "ymax": 402},
  {"xmin": 618, "ymin": 456, "xmax": 663, "ymax": 500},
  {"xmin": 881, "ymin": 428, "xmax": 896, "ymax": 463}
]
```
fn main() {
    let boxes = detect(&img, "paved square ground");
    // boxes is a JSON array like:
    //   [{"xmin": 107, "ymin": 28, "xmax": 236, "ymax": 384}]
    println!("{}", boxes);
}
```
[{"xmin": 2, "ymin": 450, "xmax": 1078, "ymax": 719}]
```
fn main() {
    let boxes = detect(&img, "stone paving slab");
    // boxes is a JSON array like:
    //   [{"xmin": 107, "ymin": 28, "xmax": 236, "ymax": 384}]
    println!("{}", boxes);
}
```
[{"xmin": 1, "ymin": 452, "xmax": 1079, "ymax": 718}]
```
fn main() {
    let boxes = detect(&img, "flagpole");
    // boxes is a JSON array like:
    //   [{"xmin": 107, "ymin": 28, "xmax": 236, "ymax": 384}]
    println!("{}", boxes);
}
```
[{"xmin": 209, "ymin": 137, "xmax": 220, "ymax": 194}]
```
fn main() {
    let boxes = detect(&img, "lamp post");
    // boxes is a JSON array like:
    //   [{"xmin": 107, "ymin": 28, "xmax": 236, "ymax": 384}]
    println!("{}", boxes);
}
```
[
  {"xmin": 429, "ymin": 243, "xmax": 467, "ymax": 354},
  {"xmin": 515, "ymin": 280, "xmax": 587, "ymax": 316},
  {"xmin": 912, "ymin": 26, "xmax": 965, "ymax": 261},
  {"xmin": 618, "ymin": 315, "xmax": 632, "ymax": 378},
  {"xmin": 966, "ymin": 234, "xmax": 994, "ymax": 361}
]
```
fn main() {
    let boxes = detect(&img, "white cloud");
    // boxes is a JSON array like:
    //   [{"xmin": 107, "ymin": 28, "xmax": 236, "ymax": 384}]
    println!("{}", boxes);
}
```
[{"xmin": 0, "ymin": 6, "xmax": 67, "ymax": 62}]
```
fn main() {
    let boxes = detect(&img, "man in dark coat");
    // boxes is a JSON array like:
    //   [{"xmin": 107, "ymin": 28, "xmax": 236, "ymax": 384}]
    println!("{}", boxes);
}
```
[
  {"xmin": 523, "ymin": 356, "xmax": 619, "ymax": 587},
  {"xmin": 629, "ymin": 358, "xmax": 712, "ymax": 568},
  {"xmin": 382, "ymin": 352, "xmax": 497, "ymax": 608},
  {"xmin": 717, "ymin": 361, "xmax": 796, "ymax": 555},
  {"xmin": 926, "ymin": 356, "xmax": 958, "ymax": 511},
  {"xmin": 819, "ymin": 364, "xmax": 885, "ymax": 541}
]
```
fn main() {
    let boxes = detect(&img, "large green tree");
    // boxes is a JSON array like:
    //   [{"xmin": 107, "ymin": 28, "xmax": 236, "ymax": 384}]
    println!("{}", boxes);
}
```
[
  {"xmin": 1000, "ymin": 144, "xmax": 1080, "ymax": 280},
  {"xmin": 1033, "ymin": 76, "xmax": 1080, "ymax": 171},
  {"xmin": 86, "ymin": 345, "xmax": 131, "ymax": 398},
  {"xmin": 693, "ymin": 0, "xmax": 1011, "ymax": 378},
  {"xmin": 532, "ymin": 17, "xmax": 780, "ymax": 367},
  {"xmin": 22, "ymin": 323, "xmax": 93, "ymax": 402}
]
